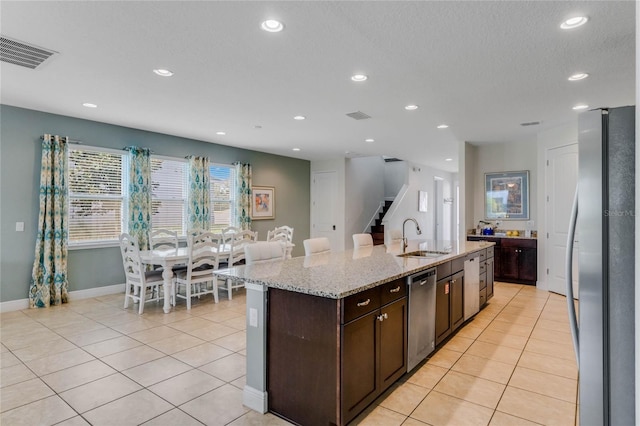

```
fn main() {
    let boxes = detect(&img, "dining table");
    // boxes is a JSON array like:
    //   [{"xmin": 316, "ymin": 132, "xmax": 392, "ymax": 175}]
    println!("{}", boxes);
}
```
[{"xmin": 139, "ymin": 244, "xmax": 231, "ymax": 313}]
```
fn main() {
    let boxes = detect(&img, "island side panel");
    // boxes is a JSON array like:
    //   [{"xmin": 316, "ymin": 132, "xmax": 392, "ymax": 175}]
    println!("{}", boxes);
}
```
[{"xmin": 267, "ymin": 288, "xmax": 341, "ymax": 426}]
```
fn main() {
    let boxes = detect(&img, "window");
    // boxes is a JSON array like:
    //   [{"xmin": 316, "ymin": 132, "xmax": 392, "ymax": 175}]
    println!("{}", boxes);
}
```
[
  {"xmin": 68, "ymin": 147, "xmax": 125, "ymax": 245},
  {"xmin": 151, "ymin": 156, "xmax": 188, "ymax": 236},
  {"xmin": 210, "ymin": 165, "xmax": 236, "ymax": 232}
]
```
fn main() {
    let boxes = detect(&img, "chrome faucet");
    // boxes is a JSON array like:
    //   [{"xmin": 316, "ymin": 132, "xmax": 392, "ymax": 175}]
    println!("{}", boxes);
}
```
[{"xmin": 402, "ymin": 218, "xmax": 422, "ymax": 253}]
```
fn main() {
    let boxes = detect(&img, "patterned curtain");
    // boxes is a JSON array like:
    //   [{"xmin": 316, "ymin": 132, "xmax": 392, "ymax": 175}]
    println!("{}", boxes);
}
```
[
  {"xmin": 187, "ymin": 156, "xmax": 210, "ymax": 230},
  {"xmin": 234, "ymin": 162, "xmax": 252, "ymax": 230},
  {"xmin": 30, "ymin": 135, "xmax": 69, "ymax": 308},
  {"xmin": 126, "ymin": 146, "xmax": 152, "ymax": 250}
]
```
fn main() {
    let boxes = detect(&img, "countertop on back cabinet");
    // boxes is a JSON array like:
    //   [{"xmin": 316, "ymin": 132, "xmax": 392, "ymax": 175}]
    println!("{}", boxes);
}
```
[
  {"xmin": 467, "ymin": 234, "xmax": 538, "ymax": 240},
  {"xmin": 214, "ymin": 240, "xmax": 494, "ymax": 299}
]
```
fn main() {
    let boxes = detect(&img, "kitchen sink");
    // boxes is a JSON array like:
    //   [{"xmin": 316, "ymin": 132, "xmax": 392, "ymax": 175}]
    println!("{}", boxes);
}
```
[{"xmin": 397, "ymin": 250, "xmax": 451, "ymax": 258}]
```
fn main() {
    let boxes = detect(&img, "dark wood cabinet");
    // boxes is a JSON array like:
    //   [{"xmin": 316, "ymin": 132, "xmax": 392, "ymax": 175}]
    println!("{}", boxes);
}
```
[
  {"xmin": 467, "ymin": 236, "xmax": 537, "ymax": 285},
  {"xmin": 486, "ymin": 256, "xmax": 494, "ymax": 299},
  {"xmin": 342, "ymin": 290, "xmax": 407, "ymax": 424},
  {"xmin": 267, "ymin": 279, "xmax": 407, "ymax": 426},
  {"xmin": 435, "ymin": 261, "xmax": 464, "ymax": 346}
]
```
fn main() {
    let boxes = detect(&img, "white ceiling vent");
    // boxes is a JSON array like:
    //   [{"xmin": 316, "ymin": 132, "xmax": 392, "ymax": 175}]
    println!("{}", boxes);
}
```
[
  {"xmin": 1, "ymin": 36, "xmax": 57, "ymax": 69},
  {"xmin": 346, "ymin": 111, "xmax": 371, "ymax": 120}
]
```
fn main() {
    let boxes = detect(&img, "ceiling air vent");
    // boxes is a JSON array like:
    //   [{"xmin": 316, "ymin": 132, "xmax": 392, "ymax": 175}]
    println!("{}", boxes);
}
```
[
  {"xmin": 520, "ymin": 121, "xmax": 541, "ymax": 127},
  {"xmin": 346, "ymin": 111, "xmax": 371, "ymax": 120},
  {"xmin": 1, "ymin": 36, "xmax": 57, "ymax": 69}
]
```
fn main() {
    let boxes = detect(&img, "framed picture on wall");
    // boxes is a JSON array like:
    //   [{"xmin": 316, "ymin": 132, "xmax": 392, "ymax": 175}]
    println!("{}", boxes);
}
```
[
  {"xmin": 484, "ymin": 170, "xmax": 529, "ymax": 220},
  {"xmin": 251, "ymin": 186, "xmax": 275, "ymax": 220}
]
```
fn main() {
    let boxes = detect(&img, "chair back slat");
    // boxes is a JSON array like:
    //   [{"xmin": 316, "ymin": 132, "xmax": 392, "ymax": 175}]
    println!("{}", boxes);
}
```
[
  {"xmin": 149, "ymin": 229, "xmax": 179, "ymax": 250},
  {"xmin": 229, "ymin": 230, "xmax": 258, "ymax": 265}
]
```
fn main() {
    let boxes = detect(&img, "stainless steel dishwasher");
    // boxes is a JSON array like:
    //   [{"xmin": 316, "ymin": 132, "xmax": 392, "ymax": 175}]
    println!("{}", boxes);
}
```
[{"xmin": 407, "ymin": 268, "xmax": 437, "ymax": 371}]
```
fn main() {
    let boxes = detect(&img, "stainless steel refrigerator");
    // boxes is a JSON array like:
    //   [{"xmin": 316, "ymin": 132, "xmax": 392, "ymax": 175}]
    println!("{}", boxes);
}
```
[{"xmin": 566, "ymin": 106, "xmax": 635, "ymax": 425}]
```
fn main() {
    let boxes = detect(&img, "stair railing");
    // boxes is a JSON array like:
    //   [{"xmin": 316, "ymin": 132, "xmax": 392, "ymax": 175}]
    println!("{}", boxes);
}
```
[{"xmin": 362, "ymin": 201, "xmax": 385, "ymax": 233}]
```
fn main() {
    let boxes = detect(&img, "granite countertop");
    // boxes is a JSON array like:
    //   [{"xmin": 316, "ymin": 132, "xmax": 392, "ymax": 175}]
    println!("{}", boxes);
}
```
[{"xmin": 214, "ymin": 240, "xmax": 494, "ymax": 299}]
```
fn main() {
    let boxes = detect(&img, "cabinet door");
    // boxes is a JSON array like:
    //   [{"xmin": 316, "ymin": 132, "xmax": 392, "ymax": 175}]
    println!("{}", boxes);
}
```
[
  {"xmin": 500, "ymin": 247, "xmax": 520, "ymax": 280},
  {"xmin": 518, "ymin": 247, "xmax": 537, "ymax": 283},
  {"xmin": 342, "ymin": 311, "xmax": 378, "ymax": 423},
  {"xmin": 379, "ymin": 298, "xmax": 407, "ymax": 390},
  {"xmin": 486, "ymin": 257, "xmax": 495, "ymax": 299},
  {"xmin": 435, "ymin": 277, "xmax": 451, "ymax": 345},
  {"xmin": 450, "ymin": 271, "xmax": 464, "ymax": 331},
  {"xmin": 493, "ymin": 245, "xmax": 502, "ymax": 279}
]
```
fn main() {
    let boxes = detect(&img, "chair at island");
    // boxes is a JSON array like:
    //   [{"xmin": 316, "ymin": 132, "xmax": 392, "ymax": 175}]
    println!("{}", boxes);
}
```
[
  {"xmin": 245, "ymin": 241, "xmax": 285, "ymax": 264},
  {"xmin": 303, "ymin": 237, "xmax": 331, "ymax": 256},
  {"xmin": 352, "ymin": 233, "xmax": 373, "ymax": 249}
]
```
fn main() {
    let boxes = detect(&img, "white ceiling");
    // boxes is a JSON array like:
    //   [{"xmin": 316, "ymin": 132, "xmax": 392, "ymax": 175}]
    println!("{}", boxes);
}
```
[{"xmin": 1, "ymin": 1, "xmax": 635, "ymax": 173}]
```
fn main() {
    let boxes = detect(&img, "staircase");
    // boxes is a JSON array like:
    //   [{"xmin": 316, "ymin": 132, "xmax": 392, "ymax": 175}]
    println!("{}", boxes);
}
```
[{"xmin": 369, "ymin": 201, "xmax": 393, "ymax": 245}]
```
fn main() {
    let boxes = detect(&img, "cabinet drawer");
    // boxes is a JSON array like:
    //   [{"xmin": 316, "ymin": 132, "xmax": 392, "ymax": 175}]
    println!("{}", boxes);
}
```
[
  {"xmin": 343, "ymin": 287, "xmax": 381, "ymax": 323},
  {"xmin": 452, "ymin": 257, "xmax": 465, "ymax": 274},
  {"xmin": 380, "ymin": 279, "xmax": 407, "ymax": 306},
  {"xmin": 479, "ymin": 249, "xmax": 487, "ymax": 262},
  {"xmin": 479, "ymin": 261, "xmax": 486, "ymax": 275},
  {"xmin": 486, "ymin": 246, "xmax": 494, "ymax": 259},
  {"xmin": 480, "ymin": 271, "xmax": 487, "ymax": 290},
  {"xmin": 437, "ymin": 261, "xmax": 451, "ymax": 280},
  {"xmin": 479, "ymin": 288, "xmax": 487, "ymax": 307}
]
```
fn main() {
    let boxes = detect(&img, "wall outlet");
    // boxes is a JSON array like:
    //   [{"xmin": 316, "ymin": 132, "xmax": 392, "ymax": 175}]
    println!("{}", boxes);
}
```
[
  {"xmin": 249, "ymin": 308, "xmax": 258, "ymax": 327},
  {"xmin": 15, "ymin": 222, "xmax": 24, "ymax": 232}
]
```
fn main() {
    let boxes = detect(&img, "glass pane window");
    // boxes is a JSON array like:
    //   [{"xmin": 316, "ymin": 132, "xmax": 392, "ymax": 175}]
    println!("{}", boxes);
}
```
[
  {"xmin": 210, "ymin": 165, "xmax": 236, "ymax": 232},
  {"xmin": 151, "ymin": 157, "xmax": 187, "ymax": 236},
  {"xmin": 68, "ymin": 148, "xmax": 124, "ymax": 244}
]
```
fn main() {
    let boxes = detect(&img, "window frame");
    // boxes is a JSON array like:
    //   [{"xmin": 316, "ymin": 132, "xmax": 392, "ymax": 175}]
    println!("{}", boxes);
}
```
[
  {"xmin": 67, "ymin": 145, "xmax": 127, "ymax": 250},
  {"xmin": 209, "ymin": 163, "xmax": 237, "ymax": 233},
  {"xmin": 150, "ymin": 154, "xmax": 189, "ymax": 238}
]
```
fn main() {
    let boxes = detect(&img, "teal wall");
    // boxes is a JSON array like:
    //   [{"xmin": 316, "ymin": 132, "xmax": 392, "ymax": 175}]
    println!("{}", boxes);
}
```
[{"xmin": 0, "ymin": 105, "xmax": 310, "ymax": 303}]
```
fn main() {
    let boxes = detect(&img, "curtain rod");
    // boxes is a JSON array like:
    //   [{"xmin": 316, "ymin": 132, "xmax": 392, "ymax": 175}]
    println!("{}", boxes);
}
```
[{"xmin": 39, "ymin": 136, "xmax": 83, "ymax": 145}]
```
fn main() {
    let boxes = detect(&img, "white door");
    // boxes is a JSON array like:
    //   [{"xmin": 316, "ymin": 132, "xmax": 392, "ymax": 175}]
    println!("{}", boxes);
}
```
[
  {"xmin": 546, "ymin": 143, "xmax": 579, "ymax": 296},
  {"xmin": 311, "ymin": 171, "xmax": 340, "ymax": 251}
]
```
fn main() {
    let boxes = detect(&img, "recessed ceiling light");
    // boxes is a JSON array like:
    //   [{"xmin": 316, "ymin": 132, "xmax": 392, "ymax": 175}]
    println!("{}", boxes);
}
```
[
  {"xmin": 404, "ymin": 104, "xmax": 419, "ymax": 111},
  {"xmin": 216, "ymin": 131, "xmax": 226, "ymax": 136},
  {"xmin": 292, "ymin": 148, "xmax": 301, "ymax": 151},
  {"xmin": 153, "ymin": 69, "xmax": 174, "ymax": 77},
  {"xmin": 82, "ymin": 103, "xmax": 97, "ymax": 108},
  {"xmin": 572, "ymin": 104, "xmax": 589, "ymax": 110},
  {"xmin": 561, "ymin": 16, "xmax": 588, "ymax": 30},
  {"xmin": 365, "ymin": 138, "xmax": 375, "ymax": 143},
  {"xmin": 351, "ymin": 74, "xmax": 368, "ymax": 82},
  {"xmin": 293, "ymin": 115, "xmax": 306, "ymax": 120},
  {"xmin": 437, "ymin": 124, "xmax": 449, "ymax": 129},
  {"xmin": 254, "ymin": 125, "xmax": 262, "ymax": 129},
  {"xmin": 445, "ymin": 158, "xmax": 453, "ymax": 162},
  {"xmin": 261, "ymin": 20, "xmax": 284, "ymax": 32},
  {"xmin": 568, "ymin": 73, "xmax": 589, "ymax": 81}
]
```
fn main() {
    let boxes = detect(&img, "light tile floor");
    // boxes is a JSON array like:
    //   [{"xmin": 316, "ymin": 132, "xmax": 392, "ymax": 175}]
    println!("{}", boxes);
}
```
[{"xmin": 0, "ymin": 282, "xmax": 577, "ymax": 425}]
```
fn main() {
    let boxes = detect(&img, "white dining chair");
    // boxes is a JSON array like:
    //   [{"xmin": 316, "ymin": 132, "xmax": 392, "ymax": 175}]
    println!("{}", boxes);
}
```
[
  {"xmin": 245, "ymin": 241, "xmax": 285, "ymax": 264},
  {"xmin": 267, "ymin": 225, "xmax": 294, "ymax": 243},
  {"xmin": 267, "ymin": 225, "xmax": 294, "ymax": 259},
  {"xmin": 149, "ymin": 228, "xmax": 186, "ymax": 276},
  {"xmin": 174, "ymin": 231, "xmax": 221, "ymax": 309},
  {"xmin": 220, "ymin": 230, "xmax": 258, "ymax": 299},
  {"xmin": 119, "ymin": 233, "xmax": 164, "ymax": 314},
  {"xmin": 352, "ymin": 233, "xmax": 374, "ymax": 249},
  {"xmin": 221, "ymin": 226, "xmax": 241, "ymax": 239},
  {"xmin": 303, "ymin": 237, "xmax": 331, "ymax": 256}
]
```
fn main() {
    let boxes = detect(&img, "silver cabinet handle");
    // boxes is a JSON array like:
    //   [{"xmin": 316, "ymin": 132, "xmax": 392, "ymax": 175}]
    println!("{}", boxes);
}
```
[
  {"xmin": 377, "ymin": 313, "xmax": 388, "ymax": 321},
  {"xmin": 357, "ymin": 299, "xmax": 370, "ymax": 307},
  {"xmin": 390, "ymin": 286, "xmax": 401, "ymax": 293},
  {"xmin": 451, "ymin": 279, "xmax": 456, "ymax": 284}
]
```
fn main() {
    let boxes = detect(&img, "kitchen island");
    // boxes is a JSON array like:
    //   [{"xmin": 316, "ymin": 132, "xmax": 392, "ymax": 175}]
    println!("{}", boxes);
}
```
[{"xmin": 215, "ymin": 240, "xmax": 493, "ymax": 426}]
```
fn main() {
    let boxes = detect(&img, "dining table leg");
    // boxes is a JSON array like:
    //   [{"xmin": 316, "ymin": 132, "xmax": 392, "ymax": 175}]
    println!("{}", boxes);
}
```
[{"xmin": 162, "ymin": 265, "xmax": 174, "ymax": 314}]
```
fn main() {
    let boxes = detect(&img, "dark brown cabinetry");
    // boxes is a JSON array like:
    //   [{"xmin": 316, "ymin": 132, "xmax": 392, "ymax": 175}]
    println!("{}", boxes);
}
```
[
  {"xmin": 267, "ymin": 279, "xmax": 407, "ymax": 426},
  {"xmin": 435, "ymin": 258, "xmax": 464, "ymax": 346},
  {"xmin": 467, "ymin": 236, "xmax": 537, "ymax": 285}
]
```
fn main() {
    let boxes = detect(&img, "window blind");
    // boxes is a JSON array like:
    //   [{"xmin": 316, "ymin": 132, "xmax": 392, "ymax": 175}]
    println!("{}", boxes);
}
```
[
  {"xmin": 210, "ymin": 165, "xmax": 236, "ymax": 232},
  {"xmin": 151, "ymin": 157, "xmax": 187, "ymax": 235}
]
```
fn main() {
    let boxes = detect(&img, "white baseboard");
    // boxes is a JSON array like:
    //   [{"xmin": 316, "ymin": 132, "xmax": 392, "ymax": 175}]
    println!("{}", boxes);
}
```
[
  {"xmin": 0, "ymin": 283, "xmax": 125, "ymax": 313},
  {"xmin": 243, "ymin": 385, "xmax": 268, "ymax": 413}
]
